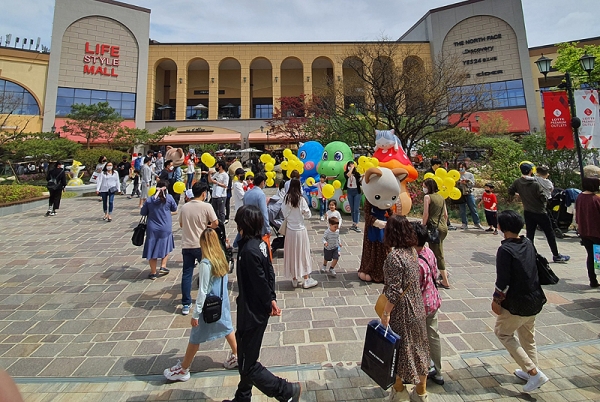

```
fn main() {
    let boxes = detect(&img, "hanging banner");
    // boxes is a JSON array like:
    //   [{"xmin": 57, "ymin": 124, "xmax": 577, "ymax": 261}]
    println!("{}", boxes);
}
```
[
  {"xmin": 574, "ymin": 89, "xmax": 600, "ymax": 149},
  {"xmin": 543, "ymin": 91, "xmax": 574, "ymax": 149}
]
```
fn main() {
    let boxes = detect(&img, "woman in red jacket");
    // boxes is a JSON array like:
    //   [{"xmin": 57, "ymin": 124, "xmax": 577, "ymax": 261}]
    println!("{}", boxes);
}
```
[{"xmin": 575, "ymin": 177, "xmax": 600, "ymax": 288}]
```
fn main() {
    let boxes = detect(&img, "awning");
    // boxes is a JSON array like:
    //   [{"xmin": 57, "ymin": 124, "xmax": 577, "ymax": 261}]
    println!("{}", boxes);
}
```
[
  {"xmin": 248, "ymin": 131, "xmax": 295, "ymax": 143},
  {"xmin": 160, "ymin": 125, "xmax": 242, "ymax": 145},
  {"xmin": 449, "ymin": 109, "xmax": 530, "ymax": 133}
]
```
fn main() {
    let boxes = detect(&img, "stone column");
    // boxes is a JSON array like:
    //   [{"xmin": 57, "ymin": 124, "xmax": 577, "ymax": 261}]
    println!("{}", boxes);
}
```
[
  {"xmin": 208, "ymin": 63, "xmax": 219, "ymax": 120},
  {"xmin": 240, "ymin": 64, "xmax": 250, "ymax": 119},
  {"xmin": 175, "ymin": 62, "xmax": 187, "ymax": 121}
]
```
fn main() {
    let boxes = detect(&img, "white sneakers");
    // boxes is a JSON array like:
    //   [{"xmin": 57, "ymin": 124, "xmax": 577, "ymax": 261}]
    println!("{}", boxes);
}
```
[
  {"xmin": 223, "ymin": 353, "xmax": 238, "ymax": 369},
  {"xmin": 302, "ymin": 278, "xmax": 318, "ymax": 289},
  {"xmin": 163, "ymin": 360, "xmax": 190, "ymax": 382},
  {"xmin": 515, "ymin": 368, "xmax": 548, "ymax": 393}
]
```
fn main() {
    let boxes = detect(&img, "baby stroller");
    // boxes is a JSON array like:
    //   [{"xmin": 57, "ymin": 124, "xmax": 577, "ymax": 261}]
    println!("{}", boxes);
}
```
[
  {"xmin": 215, "ymin": 221, "xmax": 235, "ymax": 273},
  {"xmin": 546, "ymin": 188, "xmax": 579, "ymax": 238},
  {"xmin": 268, "ymin": 192, "xmax": 285, "ymax": 253}
]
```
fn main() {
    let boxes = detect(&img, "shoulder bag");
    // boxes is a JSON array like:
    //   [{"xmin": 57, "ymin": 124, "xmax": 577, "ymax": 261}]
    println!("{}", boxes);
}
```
[
  {"xmin": 203, "ymin": 276, "xmax": 224, "ymax": 323},
  {"xmin": 536, "ymin": 252, "xmax": 559, "ymax": 285},
  {"xmin": 131, "ymin": 216, "xmax": 147, "ymax": 247},
  {"xmin": 46, "ymin": 171, "xmax": 63, "ymax": 191},
  {"xmin": 426, "ymin": 199, "xmax": 444, "ymax": 244},
  {"xmin": 419, "ymin": 254, "xmax": 438, "ymax": 288}
]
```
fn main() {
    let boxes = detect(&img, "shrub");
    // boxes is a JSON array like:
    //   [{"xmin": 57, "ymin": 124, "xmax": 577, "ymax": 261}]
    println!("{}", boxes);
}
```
[
  {"xmin": 0, "ymin": 184, "xmax": 45, "ymax": 204},
  {"xmin": 74, "ymin": 148, "xmax": 129, "ymax": 174}
]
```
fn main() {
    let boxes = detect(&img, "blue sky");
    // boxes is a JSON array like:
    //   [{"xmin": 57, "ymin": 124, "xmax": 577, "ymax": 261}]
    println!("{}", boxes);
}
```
[{"xmin": 1, "ymin": 0, "xmax": 598, "ymax": 50}]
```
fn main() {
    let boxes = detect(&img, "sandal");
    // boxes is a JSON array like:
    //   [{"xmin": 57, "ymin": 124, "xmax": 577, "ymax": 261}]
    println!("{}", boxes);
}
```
[{"xmin": 436, "ymin": 280, "xmax": 450, "ymax": 289}]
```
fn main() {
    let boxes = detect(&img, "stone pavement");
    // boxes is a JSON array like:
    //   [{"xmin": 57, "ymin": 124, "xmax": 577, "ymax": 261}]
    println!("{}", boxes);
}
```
[{"xmin": 1, "ymin": 192, "xmax": 600, "ymax": 401}]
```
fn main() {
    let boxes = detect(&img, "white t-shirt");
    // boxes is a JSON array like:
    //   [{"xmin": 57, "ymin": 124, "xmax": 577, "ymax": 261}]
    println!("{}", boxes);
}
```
[
  {"xmin": 325, "ymin": 209, "xmax": 343, "ymax": 228},
  {"xmin": 212, "ymin": 171, "xmax": 229, "ymax": 198},
  {"xmin": 281, "ymin": 197, "xmax": 311, "ymax": 231},
  {"xmin": 232, "ymin": 180, "xmax": 245, "ymax": 213}
]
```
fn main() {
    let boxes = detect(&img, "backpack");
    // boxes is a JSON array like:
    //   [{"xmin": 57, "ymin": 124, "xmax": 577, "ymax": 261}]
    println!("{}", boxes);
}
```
[{"xmin": 134, "ymin": 156, "xmax": 143, "ymax": 171}]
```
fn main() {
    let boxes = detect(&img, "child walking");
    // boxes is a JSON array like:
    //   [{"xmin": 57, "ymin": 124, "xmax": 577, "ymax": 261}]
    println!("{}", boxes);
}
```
[
  {"xmin": 163, "ymin": 228, "xmax": 238, "ymax": 382},
  {"xmin": 479, "ymin": 182, "xmax": 498, "ymax": 235},
  {"xmin": 321, "ymin": 216, "xmax": 340, "ymax": 277},
  {"xmin": 535, "ymin": 165, "xmax": 554, "ymax": 200},
  {"xmin": 316, "ymin": 174, "xmax": 327, "ymax": 221},
  {"xmin": 128, "ymin": 168, "xmax": 141, "ymax": 199},
  {"xmin": 325, "ymin": 199, "xmax": 342, "ymax": 228}
]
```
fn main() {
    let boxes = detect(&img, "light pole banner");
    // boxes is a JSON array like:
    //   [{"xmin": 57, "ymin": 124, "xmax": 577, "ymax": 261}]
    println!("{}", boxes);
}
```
[
  {"xmin": 574, "ymin": 89, "xmax": 600, "ymax": 149},
  {"xmin": 543, "ymin": 91, "xmax": 574, "ymax": 150}
]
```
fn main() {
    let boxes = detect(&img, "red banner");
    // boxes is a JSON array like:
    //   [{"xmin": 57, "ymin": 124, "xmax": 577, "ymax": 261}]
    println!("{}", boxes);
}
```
[{"xmin": 543, "ymin": 91, "xmax": 574, "ymax": 149}]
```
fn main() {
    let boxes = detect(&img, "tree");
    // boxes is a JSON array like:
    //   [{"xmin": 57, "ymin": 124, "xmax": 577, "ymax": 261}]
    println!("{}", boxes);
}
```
[
  {"xmin": 554, "ymin": 42, "xmax": 600, "ymax": 88},
  {"xmin": 267, "ymin": 94, "xmax": 332, "ymax": 142},
  {"xmin": 63, "ymin": 102, "xmax": 123, "ymax": 149},
  {"xmin": 0, "ymin": 91, "xmax": 33, "ymax": 146},
  {"xmin": 419, "ymin": 127, "xmax": 480, "ymax": 167},
  {"xmin": 112, "ymin": 126, "xmax": 175, "ymax": 150},
  {"xmin": 2, "ymin": 133, "xmax": 81, "ymax": 163},
  {"xmin": 478, "ymin": 112, "xmax": 511, "ymax": 136}
]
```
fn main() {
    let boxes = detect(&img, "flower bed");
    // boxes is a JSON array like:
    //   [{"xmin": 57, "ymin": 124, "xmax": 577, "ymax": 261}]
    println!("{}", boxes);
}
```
[{"xmin": 0, "ymin": 184, "xmax": 45, "ymax": 205}]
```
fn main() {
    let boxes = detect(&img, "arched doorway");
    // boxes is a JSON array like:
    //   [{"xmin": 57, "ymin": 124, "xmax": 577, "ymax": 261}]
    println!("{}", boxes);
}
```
[
  {"xmin": 249, "ymin": 57, "xmax": 273, "ymax": 118},
  {"xmin": 187, "ymin": 58, "xmax": 210, "ymax": 119},
  {"xmin": 280, "ymin": 57, "xmax": 303, "ymax": 98},
  {"xmin": 403, "ymin": 56, "xmax": 426, "ymax": 114},
  {"xmin": 342, "ymin": 57, "xmax": 365, "ymax": 111},
  {"xmin": 218, "ymin": 58, "xmax": 241, "ymax": 119},
  {"xmin": 154, "ymin": 59, "xmax": 177, "ymax": 120},
  {"xmin": 311, "ymin": 56, "xmax": 334, "ymax": 108}
]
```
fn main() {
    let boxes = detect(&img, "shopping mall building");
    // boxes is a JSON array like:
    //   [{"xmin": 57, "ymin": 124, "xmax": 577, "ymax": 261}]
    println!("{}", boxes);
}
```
[{"xmin": 1, "ymin": 0, "xmax": 598, "ymax": 149}]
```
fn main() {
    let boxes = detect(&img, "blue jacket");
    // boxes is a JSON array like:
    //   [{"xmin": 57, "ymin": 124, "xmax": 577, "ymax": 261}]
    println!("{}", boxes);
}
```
[{"xmin": 243, "ymin": 187, "xmax": 271, "ymax": 235}]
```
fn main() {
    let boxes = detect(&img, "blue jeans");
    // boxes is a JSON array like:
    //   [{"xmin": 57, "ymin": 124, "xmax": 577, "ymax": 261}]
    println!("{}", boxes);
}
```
[
  {"xmin": 187, "ymin": 173, "xmax": 194, "ymax": 190},
  {"xmin": 347, "ymin": 188, "xmax": 361, "ymax": 225},
  {"xmin": 459, "ymin": 193, "xmax": 480, "ymax": 225},
  {"xmin": 182, "ymin": 248, "xmax": 202, "ymax": 306},
  {"xmin": 100, "ymin": 192, "xmax": 115, "ymax": 213},
  {"xmin": 319, "ymin": 198, "xmax": 326, "ymax": 217}
]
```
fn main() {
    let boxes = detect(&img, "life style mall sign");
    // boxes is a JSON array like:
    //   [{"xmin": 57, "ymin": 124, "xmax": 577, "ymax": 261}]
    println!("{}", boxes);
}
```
[{"xmin": 82, "ymin": 42, "xmax": 120, "ymax": 77}]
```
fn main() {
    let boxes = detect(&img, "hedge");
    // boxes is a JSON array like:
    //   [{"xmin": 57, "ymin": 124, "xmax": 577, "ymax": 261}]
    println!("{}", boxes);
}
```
[{"xmin": 0, "ymin": 185, "xmax": 45, "ymax": 204}]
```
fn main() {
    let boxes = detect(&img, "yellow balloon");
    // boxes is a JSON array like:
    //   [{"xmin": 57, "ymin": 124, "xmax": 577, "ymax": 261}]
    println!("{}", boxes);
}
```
[
  {"xmin": 322, "ymin": 184, "xmax": 335, "ymax": 199},
  {"xmin": 268, "ymin": 172, "xmax": 276, "ymax": 179},
  {"xmin": 449, "ymin": 187, "xmax": 462, "ymax": 200},
  {"xmin": 356, "ymin": 166, "xmax": 365, "ymax": 174},
  {"xmin": 448, "ymin": 169, "xmax": 461, "ymax": 181},
  {"xmin": 245, "ymin": 172, "xmax": 254, "ymax": 178},
  {"xmin": 433, "ymin": 176, "xmax": 442, "ymax": 188},
  {"xmin": 358, "ymin": 156, "xmax": 367, "ymax": 166},
  {"xmin": 424, "ymin": 172, "xmax": 435, "ymax": 179},
  {"xmin": 370, "ymin": 157, "xmax": 379, "ymax": 167},
  {"xmin": 435, "ymin": 168, "xmax": 448, "ymax": 178},
  {"xmin": 173, "ymin": 181, "xmax": 185, "ymax": 194},
  {"xmin": 283, "ymin": 149, "xmax": 293, "ymax": 158},
  {"xmin": 281, "ymin": 161, "xmax": 289, "ymax": 170},
  {"xmin": 266, "ymin": 179, "xmax": 275, "ymax": 187},
  {"xmin": 364, "ymin": 162, "xmax": 374, "ymax": 170},
  {"xmin": 332, "ymin": 180, "xmax": 341, "ymax": 189},
  {"xmin": 265, "ymin": 162, "xmax": 274, "ymax": 171},
  {"xmin": 147, "ymin": 186, "xmax": 157, "ymax": 196},
  {"xmin": 201, "ymin": 153, "xmax": 215, "ymax": 168},
  {"xmin": 438, "ymin": 188, "xmax": 449, "ymax": 199},
  {"xmin": 297, "ymin": 166, "xmax": 304, "ymax": 175},
  {"xmin": 443, "ymin": 177, "xmax": 455, "ymax": 189},
  {"xmin": 306, "ymin": 177, "xmax": 315, "ymax": 186}
]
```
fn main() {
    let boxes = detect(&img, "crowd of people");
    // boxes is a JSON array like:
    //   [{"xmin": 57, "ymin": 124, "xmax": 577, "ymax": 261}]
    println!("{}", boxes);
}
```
[{"xmin": 39, "ymin": 148, "xmax": 600, "ymax": 400}]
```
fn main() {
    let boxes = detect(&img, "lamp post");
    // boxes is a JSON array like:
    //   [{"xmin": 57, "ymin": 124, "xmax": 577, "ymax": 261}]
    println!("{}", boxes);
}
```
[{"xmin": 535, "ymin": 53, "xmax": 596, "ymax": 184}]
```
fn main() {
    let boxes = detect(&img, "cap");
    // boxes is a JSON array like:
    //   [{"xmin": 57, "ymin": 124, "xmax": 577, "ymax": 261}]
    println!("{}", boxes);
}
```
[
  {"xmin": 235, "ymin": 168, "xmax": 245, "ymax": 176},
  {"xmin": 520, "ymin": 163, "xmax": 533, "ymax": 175},
  {"xmin": 485, "ymin": 182, "xmax": 495, "ymax": 188}
]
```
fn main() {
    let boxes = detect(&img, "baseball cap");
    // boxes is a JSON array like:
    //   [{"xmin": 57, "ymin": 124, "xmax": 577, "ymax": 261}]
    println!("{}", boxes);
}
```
[
  {"xmin": 520, "ymin": 163, "xmax": 533, "ymax": 175},
  {"xmin": 235, "ymin": 168, "xmax": 245, "ymax": 176}
]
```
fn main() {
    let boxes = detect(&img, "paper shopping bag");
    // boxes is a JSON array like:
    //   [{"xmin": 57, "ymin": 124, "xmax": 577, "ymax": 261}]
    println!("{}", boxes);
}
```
[{"xmin": 360, "ymin": 319, "xmax": 401, "ymax": 390}]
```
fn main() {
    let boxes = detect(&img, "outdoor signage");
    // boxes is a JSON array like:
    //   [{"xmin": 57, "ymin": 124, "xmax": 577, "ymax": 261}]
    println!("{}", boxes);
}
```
[
  {"xmin": 177, "ymin": 127, "xmax": 215, "ymax": 133},
  {"xmin": 543, "ymin": 91, "xmax": 574, "ymax": 150},
  {"xmin": 83, "ymin": 42, "xmax": 120, "ymax": 77},
  {"xmin": 453, "ymin": 33, "xmax": 504, "ymax": 77},
  {"xmin": 574, "ymin": 89, "xmax": 600, "ymax": 149}
]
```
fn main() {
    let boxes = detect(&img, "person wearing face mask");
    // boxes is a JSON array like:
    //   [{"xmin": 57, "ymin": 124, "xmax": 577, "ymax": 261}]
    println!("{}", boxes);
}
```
[
  {"xmin": 96, "ymin": 161, "xmax": 120, "ymax": 222},
  {"xmin": 422, "ymin": 178, "xmax": 450, "ymax": 289},
  {"xmin": 478, "ymin": 183, "xmax": 498, "ymax": 234},
  {"xmin": 158, "ymin": 159, "xmax": 181, "ymax": 204},
  {"xmin": 457, "ymin": 162, "xmax": 484, "ymax": 230}
]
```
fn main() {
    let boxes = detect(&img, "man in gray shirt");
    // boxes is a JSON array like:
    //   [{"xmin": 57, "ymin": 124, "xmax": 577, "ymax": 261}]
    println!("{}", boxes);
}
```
[{"xmin": 139, "ymin": 157, "xmax": 154, "ymax": 208}]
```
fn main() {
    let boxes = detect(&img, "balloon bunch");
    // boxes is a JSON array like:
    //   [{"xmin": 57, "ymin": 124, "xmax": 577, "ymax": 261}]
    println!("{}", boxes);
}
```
[
  {"xmin": 424, "ymin": 168, "xmax": 462, "ymax": 200},
  {"xmin": 259, "ymin": 154, "xmax": 277, "ymax": 187},
  {"xmin": 356, "ymin": 156, "xmax": 379, "ymax": 174},
  {"xmin": 201, "ymin": 153, "xmax": 216, "ymax": 168},
  {"xmin": 280, "ymin": 148, "xmax": 304, "ymax": 178},
  {"xmin": 321, "ymin": 180, "xmax": 342, "ymax": 199}
]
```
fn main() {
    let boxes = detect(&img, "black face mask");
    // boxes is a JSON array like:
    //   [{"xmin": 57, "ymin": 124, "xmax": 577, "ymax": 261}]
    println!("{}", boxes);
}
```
[{"xmin": 485, "ymin": 190, "xmax": 491, "ymax": 193}]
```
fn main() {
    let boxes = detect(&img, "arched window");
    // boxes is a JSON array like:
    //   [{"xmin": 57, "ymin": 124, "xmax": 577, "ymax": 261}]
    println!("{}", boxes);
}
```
[{"xmin": 0, "ymin": 79, "xmax": 40, "ymax": 116}]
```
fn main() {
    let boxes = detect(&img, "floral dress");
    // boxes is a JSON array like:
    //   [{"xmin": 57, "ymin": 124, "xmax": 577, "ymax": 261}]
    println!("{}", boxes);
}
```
[{"xmin": 383, "ymin": 247, "xmax": 430, "ymax": 384}]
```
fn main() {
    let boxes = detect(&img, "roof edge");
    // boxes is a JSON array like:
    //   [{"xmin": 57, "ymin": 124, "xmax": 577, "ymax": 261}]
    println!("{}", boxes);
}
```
[{"xmin": 93, "ymin": 0, "xmax": 150, "ymax": 14}]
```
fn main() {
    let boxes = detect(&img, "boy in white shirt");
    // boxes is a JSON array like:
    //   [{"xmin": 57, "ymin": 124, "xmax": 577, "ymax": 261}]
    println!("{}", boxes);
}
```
[
  {"xmin": 535, "ymin": 165, "xmax": 554, "ymax": 201},
  {"xmin": 321, "ymin": 216, "xmax": 340, "ymax": 277},
  {"xmin": 232, "ymin": 168, "xmax": 246, "ymax": 215}
]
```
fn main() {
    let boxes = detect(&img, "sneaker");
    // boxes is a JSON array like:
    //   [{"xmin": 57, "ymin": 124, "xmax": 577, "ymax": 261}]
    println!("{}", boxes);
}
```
[
  {"xmin": 493, "ymin": 230, "xmax": 498, "ymax": 235},
  {"xmin": 159, "ymin": 267, "xmax": 170, "ymax": 274},
  {"xmin": 291, "ymin": 278, "xmax": 302, "ymax": 288},
  {"xmin": 523, "ymin": 370, "xmax": 548, "ymax": 392},
  {"xmin": 45, "ymin": 210, "xmax": 51, "ymax": 217},
  {"xmin": 553, "ymin": 254, "xmax": 570, "ymax": 263},
  {"xmin": 474, "ymin": 223, "xmax": 485, "ymax": 230},
  {"xmin": 302, "ymin": 278, "xmax": 318, "ymax": 289},
  {"xmin": 409, "ymin": 389, "xmax": 428, "ymax": 402},
  {"xmin": 148, "ymin": 273, "xmax": 157, "ymax": 280},
  {"xmin": 224, "ymin": 219, "xmax": 229, "ymax": 224},
  {"xmin": 49, "ymin": 211, "xmax": 56, "ymax": 216},
  {"xmin": 514, "ymin": 368, "xmax": 529, "ymax": 381},
  {"xmin": 427, "ymin": 368, "xmax": 444, "ymax": 385},
  {"xmin": 460, "ymin": 224, "xmax": 468, "ymax": 229},
  {"xmin": 223, "ymin": 353, "xmax": 238, "ymax": 369},
  {"xmin": 590, "ymin": 282, "xmax": 600, "ymax": 288},
  {"xmin": 448, "ymin": 225, "xmax": 457, "ymax": 231},
  {"xmin": 164, "ymin": 360, "xmax": 190, "ymax": 382},
  {"xmin": 485, "ymin": 227, "xmax": 494, "ymax": 232},
  {"xmin": 288, "ymin": 382, "xmax": 301, "ymax": 402},
  {"xmin": 328, "ymin": 268, "xmax": 337, "ymax": 277},
  {"xmin": 351, "ymin": 225, "xmax": 362, "ymax": 233},
  {"xmin": 320, "ymin": 216, "xmax": 325, "ymax": 221},
  {"xmin": 181, "ymin": 305, "xmax": 190, "ymax": 315}
]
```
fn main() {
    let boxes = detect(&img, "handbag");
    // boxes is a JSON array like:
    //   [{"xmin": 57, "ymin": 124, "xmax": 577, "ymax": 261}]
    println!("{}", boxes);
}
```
[
  {"xmin": 361, "ymin": 319, "xmax": 402, "ymax": 390},
  {"xmin": 426, "ymin": 201, "xmax": 444, "ymax": 245},
  {"xmin": 131, "ymin": 216, "xmax": 147, "ymax": 247},
  {"xmin": 279, "ymin": 218, "xmax": 288, "ymax": 236},
  {"xmin": 109, "ymin": 185, "xmax": 119, "ymax": 194},
  {"xmin": 536, "ymin": 252, "xmax": 559, "ymax": 285},
  {"xmin": 203, "ymin": 276, "xmax": 224, "ymax": 323},
  {"xmin": 374, "ymin": 282, "xmax": 411, "ymax": 319}
]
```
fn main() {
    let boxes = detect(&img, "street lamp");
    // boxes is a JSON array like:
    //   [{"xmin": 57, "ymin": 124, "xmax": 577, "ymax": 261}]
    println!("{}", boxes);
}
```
[{"xmin": 535, "ymin": 52, "xmax": 596, "ymax": 183}]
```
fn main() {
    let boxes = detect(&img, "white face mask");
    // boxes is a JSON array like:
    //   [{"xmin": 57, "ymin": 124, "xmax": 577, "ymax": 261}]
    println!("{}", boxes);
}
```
[
  {"xmin": 106, "ymin": 166, "xmax": 113, "ymax": 171},
  {"xmin": 422, "ymin": 188, "xmax": 428, "ymax": 194}
]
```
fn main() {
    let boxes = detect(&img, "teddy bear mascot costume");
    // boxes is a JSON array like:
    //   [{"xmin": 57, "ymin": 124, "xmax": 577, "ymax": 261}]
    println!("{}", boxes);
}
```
[
  {"xmin": 163, "ymin": 146, "xmax": 185, "ymax": 204},
  {"xmin": 358, "ymin": 167, "xmax": 408, "ymax": 282}
]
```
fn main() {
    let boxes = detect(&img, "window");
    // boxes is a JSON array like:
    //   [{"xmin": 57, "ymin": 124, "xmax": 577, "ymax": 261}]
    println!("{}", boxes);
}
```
[
  {"xmin": 0, "ymin": 79, "xmax": 40, "ymax": 116},
  {"xmin": 449, "ymin": 79, "xmax": 526, "ymax": 112},
  {"xmin": 55, "ymin": 87, "xmax": 136, "ymax": 119},
  {"xmin": 254, "ymin": 104, "xmax": 273, "ymax": 119}
]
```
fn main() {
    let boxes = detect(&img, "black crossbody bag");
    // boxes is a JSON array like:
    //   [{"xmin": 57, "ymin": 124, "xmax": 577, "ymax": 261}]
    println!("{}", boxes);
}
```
[{"xmin": 203, "ymin": 276, "xmax": 224, "ymax": 323}]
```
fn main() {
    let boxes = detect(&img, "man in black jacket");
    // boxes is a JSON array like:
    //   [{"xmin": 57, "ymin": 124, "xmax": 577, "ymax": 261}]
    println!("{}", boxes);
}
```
[
  {"xmin": 116, "ymin": 155, "xmax": 130, "ymax": 194},
  {"xmin": 223, "ymin": 205, "xmax": 301, "ymax": 402},
  {"xmin": 492, "ymin": 210, "xmax": 548, "ymax": 393},
  {"xmin": 45, "ymin": 161, "xmax": 67, "ymax": 216}
]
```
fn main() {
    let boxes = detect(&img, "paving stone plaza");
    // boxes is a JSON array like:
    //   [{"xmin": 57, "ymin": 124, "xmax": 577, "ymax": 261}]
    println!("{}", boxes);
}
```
[{"xmin": 1, "ymin": 192, "xmax": 600, "ymax": 401}]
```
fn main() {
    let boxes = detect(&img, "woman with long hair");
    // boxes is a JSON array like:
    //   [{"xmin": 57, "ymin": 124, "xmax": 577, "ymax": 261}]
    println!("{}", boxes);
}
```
[
  {"xmin": 343, "ymin": 160, "xmax": 362, "ymax": 232},
  {"xmin": 380, "ymin": 215, "xmax": 430, "ymax": 402},
  {"xmin": 141, "ymin": 184, "xmax": 177, "ymax": 279},
  {"xmin": 282, "ymin": 178, "xmax": 318, "ymax": 289},
  {"xmin": 95, "ymin": 161, "xmax": 120, "ymax": 222},
  {"xmin": 422, "ymin": 178, "xmax": 450, "ymax": 289},
  {"xmin": 164, "ymin": 228, "xmax": 238, "ymax": 381}
]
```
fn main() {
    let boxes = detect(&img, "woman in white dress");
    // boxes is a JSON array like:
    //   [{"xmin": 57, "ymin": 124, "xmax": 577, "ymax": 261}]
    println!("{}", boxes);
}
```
[{"xmin": 282, "ymin": 179, "xmax": 318, "ymax": 289}]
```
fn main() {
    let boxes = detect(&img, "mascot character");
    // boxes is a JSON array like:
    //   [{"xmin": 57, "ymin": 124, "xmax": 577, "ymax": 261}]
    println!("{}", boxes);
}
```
[
  {"xmin": 315, "ymin": 141, "xmax": 353, "ymax": 213},
  {"xmin": 373, "ymin": 129, "xmax": 418, "ymax": 216},
  {"xmin": 163, "ymin": 146, "xmax": 185, "ymax": 203},
  {"xmin": 298, "ymin": 141, "xmax": 324, "ymax": 182},
  {"xmin": 358, "ymin": 167, "xmax": 408, "ymax": 282}
]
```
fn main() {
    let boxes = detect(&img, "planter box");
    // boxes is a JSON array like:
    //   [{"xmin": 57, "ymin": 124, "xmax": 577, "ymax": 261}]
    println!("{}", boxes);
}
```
[{"xmin": 0, "ymin": 196, "xmax": 49, "ymax": 217}]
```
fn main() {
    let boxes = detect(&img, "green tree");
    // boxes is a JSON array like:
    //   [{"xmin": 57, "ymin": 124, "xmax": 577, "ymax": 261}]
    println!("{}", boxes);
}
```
[
  {"xmin": 554, "ymin": 42, "xmax": 600, "ymax": 87},
  {"xmin": 112, "ymin": 126, "xmax": 175, "ymax": 150},
  {"xmin": 3, "ymin": 133, "xmax": 81, "ymax": 163},
  {"xmin": 419, "ymin": 127, "xmax": 480, "ymax": 167},
  {"xmin": 63, "ymin": 102, "xmax": 124, "ymax": 149},
  {"xmin": 73, "ymin": 147, "xmax": 129, "ymax": 174},
  {"xmin": 477, "ymin": 137, "xmax": 524, "ymax": 190},
  {"xmin": 478, "ymin": 112, "xmax": 511, "ymax": 137}
]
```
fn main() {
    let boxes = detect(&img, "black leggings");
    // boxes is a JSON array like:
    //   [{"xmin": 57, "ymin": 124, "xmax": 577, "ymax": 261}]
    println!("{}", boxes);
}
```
[
  {"xmin": 524, "ymin": 210, "xmax": 559, "ymax": 256},
  {"xmin": 48, "ymin": 189, "xmax": 62, "ymax": 211},
  {"xmin": 581, "ymin": 237, "xmax": 600, "ymax": 285}
]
